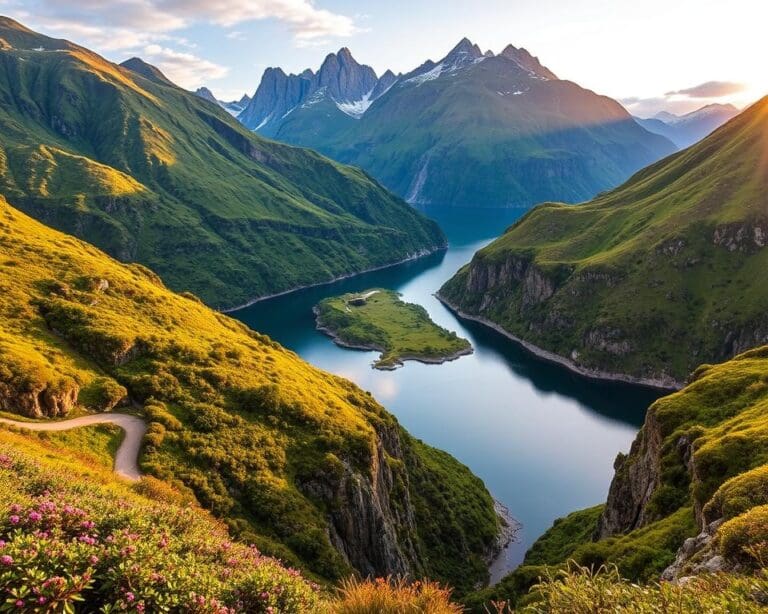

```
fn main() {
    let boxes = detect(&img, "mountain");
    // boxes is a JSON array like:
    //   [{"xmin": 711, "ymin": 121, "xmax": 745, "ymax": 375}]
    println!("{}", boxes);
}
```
[
  {"xmin": 222, "ymin": 92, "xmax": 251, "ymax": 116},
  {"xmin": 635, "ymin": 103, "xmax": 740, "ymax": 148},
  {"xmin": 238, "ymin": 39, "xmax": 676, "ymax": 208},
  {"xmin": 194, "ymin": 85, "xmax": 219, "ymax": 104},
  {"xmin": 0, "ymin": 17, "xmax": 444, "ymax": 309},
  {"xmin": 439, "ymin": 96, "xmax": 768, "ymax": 386},
  {"xmin": 238, "ymin": 47, "xmax": 382, "ymax": 133},
  {"xmin": 0, "ymin": 191, "xmax": 499, "ymax": 589},
  {"xmin": 194, "ymin": 87, "xmax": 251, "ymax": 116}
]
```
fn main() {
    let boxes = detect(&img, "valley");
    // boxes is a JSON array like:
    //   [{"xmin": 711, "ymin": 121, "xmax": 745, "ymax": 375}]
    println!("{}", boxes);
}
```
[
  {"xmin": 232, "ymin": 206, "xmax": 662, "ymax": 579},
  {"xmin": 0, "ymin": 7, "xmax": 766, "ymax": 612}
]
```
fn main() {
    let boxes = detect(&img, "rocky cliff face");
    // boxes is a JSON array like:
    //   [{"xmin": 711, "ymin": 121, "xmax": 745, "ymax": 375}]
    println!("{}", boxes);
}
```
[
  {"xmin": 300, "ymin": 422, "xmax": 420, "ymax": 576},
  {"xmin": 0, "ymin": 367, "xmax": 78, "ymax": 418},
  {"xmin": 596, "ymin": 410, "xmax": 666, "ymax": 537},
  {"xmin": 239, "ymin": 49, "xmax": 388, "ymax": 132}
]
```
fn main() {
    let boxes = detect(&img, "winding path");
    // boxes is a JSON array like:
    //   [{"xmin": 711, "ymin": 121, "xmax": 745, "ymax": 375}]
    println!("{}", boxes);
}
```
[{"xmin": 0, "ymin": 414, "xmax": 147, "ymax": 481}]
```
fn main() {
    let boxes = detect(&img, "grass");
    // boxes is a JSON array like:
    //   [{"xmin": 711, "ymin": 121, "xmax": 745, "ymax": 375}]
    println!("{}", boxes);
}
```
[
  {"xmin": 441, "ymin": 96, "xmax": 768, "ymax": 382},
  {"xmin": 30, "ymin": 423, "xmax": 123, "ymax": 470},
  {"xmin": 0, "ymin": 192, "xmax": 498, "ymax": 590},
  {"xmin": 315, "ymin": 289, "xmax": 471, "ymax": 369},
  {"xmin": 0, "ymin": 17, "xmax": 444, "ymax": 309}
]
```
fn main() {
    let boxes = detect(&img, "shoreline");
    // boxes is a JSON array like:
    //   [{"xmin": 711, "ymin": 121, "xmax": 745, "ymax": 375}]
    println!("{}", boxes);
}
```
[
  {"xmin": 436, "ymin": 293, "xmax": 683, "ymax": 391},
  {"xmin": 313, "ymin": 306, "xmax": 473, "ymax": 371},
  {"xmin": 221, "ymin": 246, "xmax": 446, "ymax": 313}
]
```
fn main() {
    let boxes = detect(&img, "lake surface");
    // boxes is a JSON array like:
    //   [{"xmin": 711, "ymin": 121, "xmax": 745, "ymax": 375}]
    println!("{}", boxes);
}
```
[{"xmin": 232, "ymin": 206, "xmax": 662, "ymax": 580}]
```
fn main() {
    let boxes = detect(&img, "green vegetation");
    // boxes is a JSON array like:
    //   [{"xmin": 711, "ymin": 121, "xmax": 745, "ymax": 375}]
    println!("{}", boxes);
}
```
[
  {"xmin": 519, "ymin": 564, "xmax": 768, "ymax": 613},
  {"xmin": 0, "ymin": 17, "xmax": 444, "ymax": 309},
  {"xmin": 0, "ymin": 192, "xmax": 498, "ymax": 590},
  {"xmin": 35, "ymin": 423, "xmax": 123, "ymax": 470},
  {"xmin": 441, "ymin": 97, "xmax": 768, "ymax": 383},
  {"xmin": 315, "ymin": 289, "xmax": 471, "ymax": 369}
]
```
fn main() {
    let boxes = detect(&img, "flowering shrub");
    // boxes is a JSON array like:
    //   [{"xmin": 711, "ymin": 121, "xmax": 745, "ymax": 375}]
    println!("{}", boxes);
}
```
[{"xmin": 0, "ymin": 444, "xmax": 320, "ymax": 612}]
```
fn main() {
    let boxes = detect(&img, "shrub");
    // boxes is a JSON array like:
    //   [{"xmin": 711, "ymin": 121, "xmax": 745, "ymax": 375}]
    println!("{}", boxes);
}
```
[
  {"xmin": 704, "ymin": 464, "xmax": 768, "ymax": 523},
  {"xmin": 332, "ymin": 577, "xmax": 462, "ymax": 614},
  {"xmin": 0, "ymin": 440, "xmax": 321, "ymax": 612},
  {"xmin": 88, "ymin": 376, "xmax": 128, "ymax": 411},
  {"xmin": 718, "ymin": 504, "xmax": 768, "ymax": 567}
]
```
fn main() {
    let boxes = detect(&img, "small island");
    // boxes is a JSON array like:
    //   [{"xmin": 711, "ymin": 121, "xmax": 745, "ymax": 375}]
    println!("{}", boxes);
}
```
[{"xmin": 314, "ymin": 289, "xmax": 473, "ymax": 370}]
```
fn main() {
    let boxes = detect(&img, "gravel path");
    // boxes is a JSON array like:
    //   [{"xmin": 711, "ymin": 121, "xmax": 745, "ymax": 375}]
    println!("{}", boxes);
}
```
[{"xmin": 0, "ymin": 413, "xmax": 147, "ymax": 480}]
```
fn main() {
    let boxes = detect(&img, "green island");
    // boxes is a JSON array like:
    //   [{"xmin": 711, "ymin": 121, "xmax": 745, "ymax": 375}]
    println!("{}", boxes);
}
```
[{"xmin": 314, "ymin": 289, "xmax": 472, "ymax": 369}]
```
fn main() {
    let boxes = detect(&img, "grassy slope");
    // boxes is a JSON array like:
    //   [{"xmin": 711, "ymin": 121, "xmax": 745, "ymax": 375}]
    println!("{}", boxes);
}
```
[
  {"xmin": 275, "ymin": 55, "xmax": 675, "ymax": 208},
  {"xmin": 0, "ymin": 17, "xmax": 445, "ymax": 309},
  {"xmin": 0, "ymin": 193, "xmax": 497, "ymax": 589},
  {"xmin": 441, "ymin": 96, "xmax": 768, "ymax": 382},
  {"xmin": 465, "ymin": 344, "xmax": 768, "ymax": 610},
  {"xmin": 315, "ymin": 289, "xmax": 471, "ymax": 369},
  {"xmin": 0, "ymin": 428, "xmax": 323, "ymax": 612}
]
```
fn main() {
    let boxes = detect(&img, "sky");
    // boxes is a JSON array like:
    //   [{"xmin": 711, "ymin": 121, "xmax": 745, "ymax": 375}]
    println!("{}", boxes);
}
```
[{"xmin": 2, "ymin": 0, "xmax": 765, "ymax": 116}]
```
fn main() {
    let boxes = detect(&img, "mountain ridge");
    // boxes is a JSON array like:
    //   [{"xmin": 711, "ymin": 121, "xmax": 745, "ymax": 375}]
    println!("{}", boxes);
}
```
[{"xmin": 239, "ymin": 38, "xmax": 676, "ymax": 208}]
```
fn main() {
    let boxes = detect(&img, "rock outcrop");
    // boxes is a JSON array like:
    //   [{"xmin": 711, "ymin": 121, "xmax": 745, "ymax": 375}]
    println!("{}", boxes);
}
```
[
  {"xmin": 596, "ymin": 410, "xmax": 665, "ymax": 538},
  {"xmin": 300, "ymin": 423, "xmax": 420, "ymax": 576}
]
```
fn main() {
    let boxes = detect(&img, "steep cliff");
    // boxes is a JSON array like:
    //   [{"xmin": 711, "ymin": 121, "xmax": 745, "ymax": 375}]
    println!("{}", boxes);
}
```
[
  {"xmin": 441, "ymin": 96, "xmax": 768, "ymax": 385},
  {"xmin": 0, "ymin": 193, "xmax": 498, "ymax": 589}
]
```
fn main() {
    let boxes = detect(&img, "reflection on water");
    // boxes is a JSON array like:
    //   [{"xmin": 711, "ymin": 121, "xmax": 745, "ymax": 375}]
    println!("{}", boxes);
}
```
[{"xmin": 232, "ymin": 206, "xmax": 662, "ymax": 580}]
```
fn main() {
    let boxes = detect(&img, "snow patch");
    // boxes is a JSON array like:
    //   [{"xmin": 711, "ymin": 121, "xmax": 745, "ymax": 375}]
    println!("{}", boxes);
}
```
[
  {"xmin": 253, "ymin": 114, "xmax": 272, "ymax": 131},
  {"xmin": 301, "ymin": 87, "xmax": 327, "ymax": 108},
  {"xmin": 336, "ymin": 88, "xmax": 374, "ymax": 119},
  {"xmin": 405, "ymin": 63, "xmax": 444, "ymax": 85}
]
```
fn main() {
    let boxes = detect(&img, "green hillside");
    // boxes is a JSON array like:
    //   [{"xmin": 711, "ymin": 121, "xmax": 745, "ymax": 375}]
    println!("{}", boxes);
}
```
[
  {"xmin": 464, "ymin": 344, "xmax": 768, "ymax": 611},
  {"xmin": 0, "ymin": 192, "xmax": 498, "ymax": 591},
  {"xmin": 0, "ymin": 17, "xmax": 445, "ymax": 310},
  {"xmin": 441, "ymin": 96, "xmax": 768, "ymax": 385}
]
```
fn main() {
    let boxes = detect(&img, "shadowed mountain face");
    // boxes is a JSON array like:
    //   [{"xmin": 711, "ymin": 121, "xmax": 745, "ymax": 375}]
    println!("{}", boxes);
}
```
[
  {"xmin": 441, "ymin": 97, "xmax": 768, "ymax": 384},
  {"xmin": 238, "ymin": 38, "xmax": 676, "ymax": 209},
  {"xmin": 0, "ymin": 17, "xmax": 445, "ymax": 309},
  {"xmin": 635, "ymin": 103, "xmax": 740, "ymax": 149}
]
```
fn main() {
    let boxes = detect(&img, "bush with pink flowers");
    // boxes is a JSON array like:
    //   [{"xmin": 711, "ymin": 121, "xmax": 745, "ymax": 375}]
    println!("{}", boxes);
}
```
[{"xmin": 0, "ymin": 440, "xmax": 320, "ymax": 613}]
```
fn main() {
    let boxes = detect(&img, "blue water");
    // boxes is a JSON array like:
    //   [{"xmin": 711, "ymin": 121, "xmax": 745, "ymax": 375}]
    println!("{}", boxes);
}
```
[{"xmin": 232, "ymin": 206, "xmax": 661, "ymax": 579}]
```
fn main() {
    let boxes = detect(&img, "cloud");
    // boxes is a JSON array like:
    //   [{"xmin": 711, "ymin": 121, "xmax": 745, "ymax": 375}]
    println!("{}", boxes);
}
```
[
  {"xmin": 225, "ymin": 30, "xmax": 245, "ymax": 40},
  {"xmin": 8, "ymin": 0, "xmax": 358, "ymax": 48},
  {"xmin": 620, "ymin": 96, "xmax": 707, "ymax": 118},
  {"xmin": 665, "ymin": 80, "xmax": 747, "ymax": 98},
  {"xmin": 139, "ymin": 44, "xmax": 229, "ymax": 89}
]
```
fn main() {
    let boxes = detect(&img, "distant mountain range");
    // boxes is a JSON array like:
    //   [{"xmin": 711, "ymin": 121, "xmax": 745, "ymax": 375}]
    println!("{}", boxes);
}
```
[
  {"xmin": 634, "ymin": 103, "xmax": 739, "ymax": 149},
  {"xmin": 0, "ymin": 17, "xmax": 444, "ymax": 309},
  {"xmin": 228, "ymin": 39, "xmax": 676, "ymax": 208},
  {"xmin": 194, "ymin": 86, "xmax": 251, "ymax": 116}
]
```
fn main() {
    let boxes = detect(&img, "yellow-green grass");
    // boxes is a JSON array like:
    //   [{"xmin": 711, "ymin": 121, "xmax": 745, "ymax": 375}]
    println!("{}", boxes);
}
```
[
  {"xmin": 315, "ymin": 289, "xmax": 471, "ymax": 369},
  {"xmin": 0, "ymin": 194, "xmax": 498, "ymax": 589}
]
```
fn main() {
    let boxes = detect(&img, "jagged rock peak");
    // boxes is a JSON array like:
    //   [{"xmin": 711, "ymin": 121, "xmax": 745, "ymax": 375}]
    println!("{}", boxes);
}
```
[
  {"xmin": 500, "ymin": 44, "xmax": 558, "ymax": 80},
  {"xmin": 195, "ymin": 86, "xmax": 218, "ymax": 104}
]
